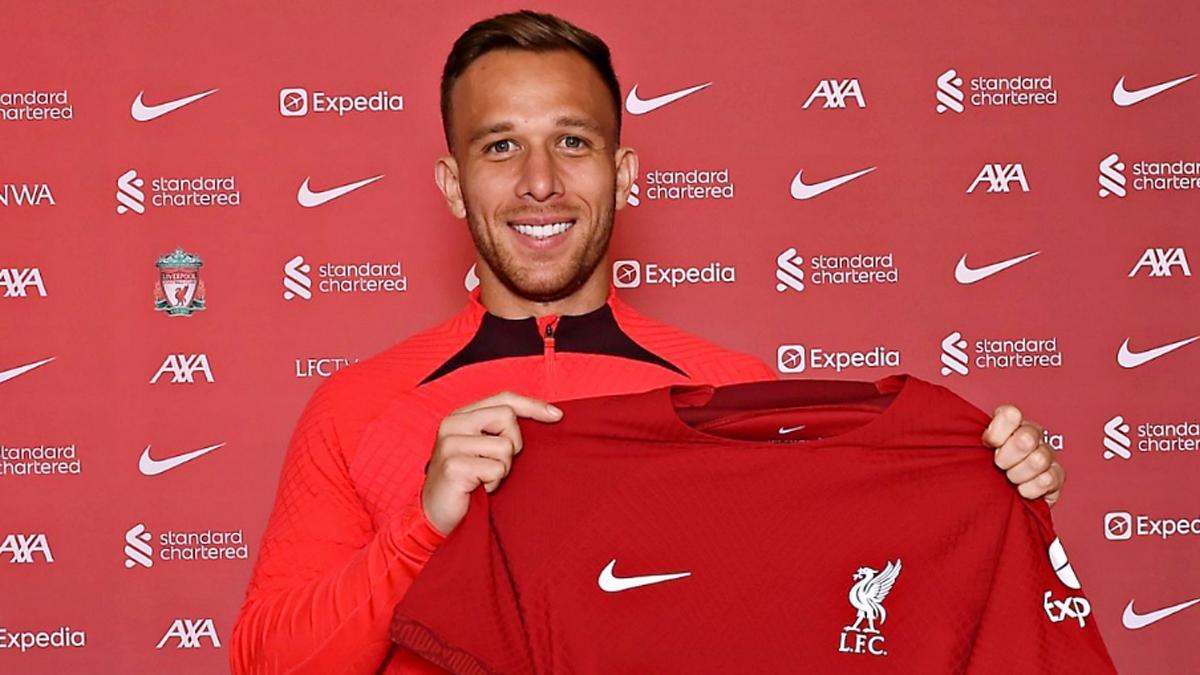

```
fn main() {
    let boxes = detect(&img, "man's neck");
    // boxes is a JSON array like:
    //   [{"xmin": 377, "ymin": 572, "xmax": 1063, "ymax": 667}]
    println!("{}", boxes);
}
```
[{"xmin": 478, "ymin": 267, "xmax": 611, "ymax": 319}]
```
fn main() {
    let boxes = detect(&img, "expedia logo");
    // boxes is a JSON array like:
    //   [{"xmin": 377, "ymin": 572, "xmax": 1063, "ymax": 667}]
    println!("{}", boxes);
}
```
[
  {"xmin": 1105, "ymin": 510, "xmax": 1200, "ymax": 541},
  {"xmin": 776, "ymin": 343, "xmax": 901, "ymax": 374},
  {"xmin": 611, "ymin": 259, "xmax": 735, "ymax": 289},
  {"xmin": 278, "ymin": 87, "xmax": 403, "ymax": 117}
]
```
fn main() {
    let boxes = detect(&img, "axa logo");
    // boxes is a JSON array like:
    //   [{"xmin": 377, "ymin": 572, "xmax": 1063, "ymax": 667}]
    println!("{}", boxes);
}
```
[
  {"xmin": 803, "ymin": 79, "xmax": 865, "ymax": 109},
  {"xmin": 283, "ymin": 256, "xmax": 312, "ymax": 300},
  {"xmin": 775, "ymin": 248, "xmax": 805, "ymax": 292},
  {"xmin": 1098, "ymin": 153, "xmax": 1127, "ymax": 198},
  {"xmin": 0, "ymin": 533, "xmax": 54, "ymax": 564},
  {"xmin": 967, "ymin": 163, "xmax": 1029, "ymax": 193},
  {"xmin": 1103, "ymin": 415, "xmax": 1132, "ymax": 460},
  {"xmin": 150, "ymin": 354, "xmax": 214, "ymax": 384},
  {"xmin": 0, "ymin": 267, "xmax": 46, "ymax": 298},
  {"xmin": 156, "ymin": 618, "xmax": 220, "ymax": 649},
  {"xmin": 1130, "ymin": 248, "xmax": 1190, "ymax": 277},
  {"xmin": 838, "ymin": 558, "xmax": 901, "ymax": 657},
  {"xmin": 124, "ymin": 523, "xmax": 153, "ymax": 568},
  {"xmin": 0, "ymin": 183, "xmax": 55, "ymax": 207},
  {"xmin": 935, "ymin": 69, "xmax": 965, "ymax": 113}
]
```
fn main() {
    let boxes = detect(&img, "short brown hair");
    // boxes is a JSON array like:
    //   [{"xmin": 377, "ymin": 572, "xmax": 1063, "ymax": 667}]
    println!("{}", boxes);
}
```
[{"xmin": 440, "ymin": 10, "xmax": 622, "ymax": 151}]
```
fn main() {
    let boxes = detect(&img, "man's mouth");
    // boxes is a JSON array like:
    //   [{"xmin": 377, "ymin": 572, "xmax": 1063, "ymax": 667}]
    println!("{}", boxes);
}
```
[{"xmin": 507, "ymin": 218, "xmax": 576, "ymax": 240}]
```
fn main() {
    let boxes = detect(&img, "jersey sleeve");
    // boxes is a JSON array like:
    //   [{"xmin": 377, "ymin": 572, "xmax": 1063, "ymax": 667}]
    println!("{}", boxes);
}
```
[
  {"xmin": 966, "ymin": 499, "xmax": 1116, "ymax": 673},
  {"xmin": 391, "ymin": 487, "xmax": 535, "ymax": 675},
  {"xmin": 229, "ymin": 380, "xmax": 448, "ymax": 675}
]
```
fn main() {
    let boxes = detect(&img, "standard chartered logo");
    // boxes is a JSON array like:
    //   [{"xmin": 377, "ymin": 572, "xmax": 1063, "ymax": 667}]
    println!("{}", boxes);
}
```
[
  {"xmin": 283, "ymin": 256, "xmax": 312, "ymax": 300},
  {"xmin": 1099, "ymin": 153, "xmax": 1127, "ymax": 198},
  {"xmin": 116, "ymin": 169, "xmax": 146, "ymax": 214},
  {"xmin": 940, "ymin": 332, "xmax": 969, "ymax": 376},
  {"xmin": 124, "ymin": 523, "xmax": 153, "ymax": 569},
  {"xmin": 1104, "ymin": 415, "xmax": 1133, "ymax": 460},
  {"xmin": 936, "ymin": 69, "xmax": 965, "ymax": 113},
  {"xmin": 775, "ymin": 248, "xmax": 804, "ymax": 291}
]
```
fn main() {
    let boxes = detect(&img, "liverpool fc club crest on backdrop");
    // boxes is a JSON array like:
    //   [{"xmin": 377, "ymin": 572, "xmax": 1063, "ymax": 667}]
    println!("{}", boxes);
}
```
[
  {"xmin": 838, "ymin": 558, "xmax": 901, "ymax": 657},
  {"xmin": 154, "ymin": 247, "xmax": 206, "ymax": 316}
]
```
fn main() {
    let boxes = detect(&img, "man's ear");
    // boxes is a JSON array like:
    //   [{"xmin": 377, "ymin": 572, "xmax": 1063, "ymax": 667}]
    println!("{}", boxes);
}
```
[
  {"xmin": 613, "ymin": 146, "xmax": 639, "ymax": 211},
  {"xmin": 434, "ymin": 155, "xmax": 467, "ymax": 219}
]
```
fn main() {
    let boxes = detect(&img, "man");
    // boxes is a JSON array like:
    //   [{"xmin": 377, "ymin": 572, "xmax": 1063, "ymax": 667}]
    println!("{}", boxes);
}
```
[{"xmin": 231, "ymin": 11, "xmax": 1063, "ymax": 674}]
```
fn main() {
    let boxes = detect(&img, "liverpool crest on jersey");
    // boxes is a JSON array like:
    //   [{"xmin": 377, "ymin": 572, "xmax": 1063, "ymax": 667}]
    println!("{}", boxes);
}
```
[
  {"xmin": 838, "ymin": 558, "xmax": 901, "ymax": 657},
  {"xmin": 154, "ymin": 247, "xmax": 206, "ymax": 316}
]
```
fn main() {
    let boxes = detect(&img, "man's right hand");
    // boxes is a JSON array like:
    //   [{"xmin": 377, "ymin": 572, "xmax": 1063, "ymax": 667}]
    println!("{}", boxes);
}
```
[{"xmin": 421, "ymin": 391, "xmax": 563, "ymax": 535}]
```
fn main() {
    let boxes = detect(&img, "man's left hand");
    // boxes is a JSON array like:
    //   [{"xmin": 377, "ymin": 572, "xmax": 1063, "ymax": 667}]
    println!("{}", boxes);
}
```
[{"xmin": 982, "ymin": 405, "xmax": 1064, "ymax": 508}]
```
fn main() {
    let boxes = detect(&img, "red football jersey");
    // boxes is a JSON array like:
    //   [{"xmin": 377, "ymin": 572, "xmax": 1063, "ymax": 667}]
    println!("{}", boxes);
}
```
[{"xmin": 391, "ymin": 375, "xmax": 1115, "ymax": 674}]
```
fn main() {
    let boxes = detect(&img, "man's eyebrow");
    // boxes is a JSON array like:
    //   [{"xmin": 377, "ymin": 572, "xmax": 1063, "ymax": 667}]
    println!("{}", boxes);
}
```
[
  {"xmin": 467, "ymin": 116, "xmax": 603, "ymax": 145},
  {"xmin": 468, "ymin": 121, "xmax": 514, "ymax": 145}
]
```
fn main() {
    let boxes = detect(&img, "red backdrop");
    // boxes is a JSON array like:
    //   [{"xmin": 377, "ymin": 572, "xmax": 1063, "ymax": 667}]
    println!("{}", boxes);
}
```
[{"xmin": 2, "ymin": 2, "xmax": 1197, "ymax": 673}]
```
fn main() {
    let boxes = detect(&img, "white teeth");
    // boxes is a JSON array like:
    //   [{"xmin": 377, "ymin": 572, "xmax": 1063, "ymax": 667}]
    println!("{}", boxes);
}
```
[{"xmin": 512, "ymin": 221, "xmax": 574, "ymax": 239}]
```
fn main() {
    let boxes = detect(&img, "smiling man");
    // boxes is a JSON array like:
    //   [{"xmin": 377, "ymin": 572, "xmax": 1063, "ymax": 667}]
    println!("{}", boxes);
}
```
[{"xmin": 231, "ymin": 11, "xmax": 1064, "ymax": 674}]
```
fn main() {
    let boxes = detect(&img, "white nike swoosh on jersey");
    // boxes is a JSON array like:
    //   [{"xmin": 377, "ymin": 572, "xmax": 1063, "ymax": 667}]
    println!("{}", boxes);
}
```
[
  {"xmin": 0, "ymin": 357, "xmax": 56, "ymax": 385},
  {"xmin": 1112, "ymin": 74, "xmax": 1197, "ymax": 107},
  {"xmin": 297, "ymin": 175, "xmax": 385, "ymax": 207},
  {"xmin": 1117, "ymin": 336, "xmax": 1199, "ymax": 369},
  {"xmin": 130, "ymin": 88, "xmax": 220, "ymax": 121},
  {"xmin": 778, "ymin": 425, "xmax": 806, "ymax": 434},
  {"xmin": 1122, "ymin": 597, "xmax": 1200, "ymax": 629},
  {"xmin": 954, "ymin": 251, "xmax": 1040, "ymax": 284},
  {"xmin": 598, "ymin": 559, "xmax": 691, "ymax": 592},
  {"xmin": 625, "ymin": 82, "xmax": 712, "ymax": 115},
  {"xmin": 138, "ymin": 443, "xmax": 226, "ymax": 476},
  {"xmin": 789, "ymin": 166, "xmax": 875, "ymax": 200}
]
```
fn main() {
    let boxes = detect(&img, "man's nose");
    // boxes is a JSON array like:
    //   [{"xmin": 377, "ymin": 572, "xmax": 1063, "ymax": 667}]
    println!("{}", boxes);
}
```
[{"xmin": 515, "ymin": 145, "xmax": 564, "ymax": 201}]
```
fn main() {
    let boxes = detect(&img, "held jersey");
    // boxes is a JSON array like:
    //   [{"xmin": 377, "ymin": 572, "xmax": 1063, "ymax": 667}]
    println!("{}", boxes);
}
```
[
  {"xmin": 391, "ymin": 375, "xmax": 1115, "ymax": 674},
  {"xmin": 230, "ymin": 285, "xmax": 776, "ymax": 675}
]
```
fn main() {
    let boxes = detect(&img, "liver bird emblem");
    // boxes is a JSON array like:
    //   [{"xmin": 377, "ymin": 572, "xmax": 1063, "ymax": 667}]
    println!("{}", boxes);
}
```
[{"xmin": 845, "ymin": 559, "xmax": 902, "ymax": 634}]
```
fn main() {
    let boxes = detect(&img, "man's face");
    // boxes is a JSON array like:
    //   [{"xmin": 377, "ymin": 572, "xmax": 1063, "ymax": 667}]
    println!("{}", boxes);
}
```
[{"xmin": 439, "ymin": 48, "xmax": 635, "ymax": 303}]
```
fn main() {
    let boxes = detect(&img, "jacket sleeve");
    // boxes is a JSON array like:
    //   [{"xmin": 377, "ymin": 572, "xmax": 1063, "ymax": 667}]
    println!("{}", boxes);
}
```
[{"xmin": 230, "ymin": 380, "xmax": 447, "ymax": 675}]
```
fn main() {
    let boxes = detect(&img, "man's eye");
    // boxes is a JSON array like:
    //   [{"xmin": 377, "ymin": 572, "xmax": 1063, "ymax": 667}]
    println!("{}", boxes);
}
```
[
  {"xmin": 488, "ymin": 139, "xmax": 513, "ymax": 153},
  {"xmin": 562, "ymin": 136, "xmax": 585, "ymax": 149}
]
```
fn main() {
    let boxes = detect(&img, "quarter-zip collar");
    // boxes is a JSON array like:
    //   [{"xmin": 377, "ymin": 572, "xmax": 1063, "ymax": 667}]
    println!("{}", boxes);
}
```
[{"xmin": 419, "ymin": 285, "xmax": 685, "ymax": 385}]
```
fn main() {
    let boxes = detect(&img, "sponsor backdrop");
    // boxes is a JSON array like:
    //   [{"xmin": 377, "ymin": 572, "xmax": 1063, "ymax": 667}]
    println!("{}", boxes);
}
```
[{"xmin": 1, "ymin": 1, "xmax": 1196, "ymax": 673}]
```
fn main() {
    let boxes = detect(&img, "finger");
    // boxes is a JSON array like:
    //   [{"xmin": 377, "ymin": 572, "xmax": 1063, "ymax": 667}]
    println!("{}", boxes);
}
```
[
  {"xmin": 453, "ymin": 391, "xmax": 563, "ymax": 421},
  {"xmin": 439, "ymin": 434, "xmax": 517, "ymax": 475},
  {"xmin": 994, "ymin": 422, "xmax": 1043, "ymax": 470},
  {"xmin": 443, "ymin": 454, "xmax": 508, "ymax": 492},
  {"xmin": 1043, "ymin": 463, "xmax": 1066, "ymax": 508},
  {"xmin": 982, "ymin": 404, "xmax": 1023, "ymax": 449},
  {"xmin": 441, "ymin": 405, "xmax": 525, "ymax": 455},
  {"xmin": 1006, "ymin": 444, "xmax": 1055, "ymax": 486}
]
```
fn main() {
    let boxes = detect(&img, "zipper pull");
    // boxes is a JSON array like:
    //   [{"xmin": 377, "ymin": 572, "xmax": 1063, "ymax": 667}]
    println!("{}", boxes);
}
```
[{"xmin": 537, "ymin": 315, "xmax": 558, "ymax": 349}]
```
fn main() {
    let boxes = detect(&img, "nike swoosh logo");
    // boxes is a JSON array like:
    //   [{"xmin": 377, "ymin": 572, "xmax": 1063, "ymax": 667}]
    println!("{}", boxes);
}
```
[
  {"xmin": 0, "ymin": 357, "xmax": 55, "ymax": 384},
  {"xmin": 1122, "ymin": 597, "xmax": 1200, "ymax": 629},
  {"xmin": 131, "ymin": 88, "xmax": 220, "ymax": 122},
  {"xmin": 1117, "ymin": 336, "xmax": 1200, "ymax": 369},
  {"xmin": 598, "ymin": 559, "xmax": 691, "ymax": 593},
  {"xmin": 1113, "ymin": 74, "xmax": 1197, "ymax": 107},
  {"xmin": 790, "ymin": 166, "xmax": 875, "ymax": 200},
  {"xmin": 297, "ymin": 175, "xmax": 385, "ymax": 207},
  {"xmin": 778, "ymin": 425, "xmax": 806, "ymax": 434},
  {"xmin": 625, "ymin": 82, "xmax": 712, "ymax": 115},
  {"xmin": 138, "ymin": 443, "xmax": 226, "ymax": 476},
  {"xmin": 954, "ymin": 251, "xmax": 1040, "ymax": 284}
]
